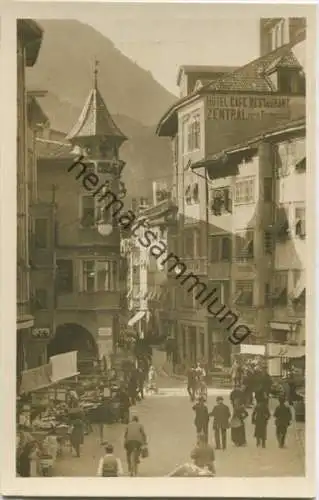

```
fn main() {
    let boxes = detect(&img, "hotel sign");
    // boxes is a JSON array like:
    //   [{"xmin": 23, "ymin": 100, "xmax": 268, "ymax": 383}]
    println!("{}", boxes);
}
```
[
  {"xmin": 205, "ymin": 93, "xmax": 301, "ymax": 156},
  {"xmin": 207, "ymin": 95, "xmax": 290, "ymax": 121}
]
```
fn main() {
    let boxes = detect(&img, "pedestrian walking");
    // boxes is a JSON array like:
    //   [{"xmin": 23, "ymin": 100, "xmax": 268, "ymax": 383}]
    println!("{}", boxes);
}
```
[
  {"xmin": 187, "ymin": 366, "xmax": 196, "ymax": 402},
  {"xmin": 192, "ymin": 396, "xmax": 210, "ymax": 442},
  {"xmin": 251, "ymin": 400, "xmax": 270, "ymax": 448},
  {"xmin": 119, "ymin": 384, "xmax": 131, "ymax": 424},
  {"xmin": 230, "ymin": 402, "xmax": 248, "ymax": 447},
  {"xmin": 124, "ymin": 415, "xmax": 148, "ymax": 476},
  {"xmin": 209, "ymin": 396, "xmax": 231, "ymax": 450},
  {"xmin": 97, "ymin": 443, "xmax": 124, "ymax": 476},
  {"xmin": 136, "ymin": 366, "xmax": 145, "ymax": 400},
  {"xmin": 230, "ymin": 384, "xmax": 245, "ymax": 408},
  {"xmin": 147, "ymin": 365, "xmax": 158, "ymax": 393},
  {"xmin": 274, "ymin": 396, "xmax": 292, "ymax": 448},
  {"xmin": 128, "ymin": 369, "xmax": 138, "ymax": 405},
  {"xmin": 70, "ymin": 416, "xmax": 84, "ymax": 457}
]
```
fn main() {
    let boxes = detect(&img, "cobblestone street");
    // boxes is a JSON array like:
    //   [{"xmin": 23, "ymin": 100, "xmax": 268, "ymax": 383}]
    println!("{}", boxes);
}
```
[{"xmin": 53, "ymin": 377, "xmax": 305, "ymax": 477}]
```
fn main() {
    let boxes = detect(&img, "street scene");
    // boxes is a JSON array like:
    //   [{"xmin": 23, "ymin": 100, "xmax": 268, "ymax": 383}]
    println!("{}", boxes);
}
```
[{"xmin": 16, "ymin": 7, "xmax": 307, "ymax": 479}]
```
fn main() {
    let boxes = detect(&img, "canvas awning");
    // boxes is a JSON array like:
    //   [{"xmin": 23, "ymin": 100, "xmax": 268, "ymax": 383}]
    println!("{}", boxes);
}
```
[
  {"xmin": 269, "ymin": 321, "xmax": 299, "ymax": 332},
  {"xmin": 50, "ymin": 351, "xmax": 79, "ymax": 383},
  {"xmin": 19, "ymin": 363, "xmax": 52, "ymax": 394},
  {"xmin": 240, "ymin": 344, "xmax": 266, "ymax": 356},
  {"xmin": 128, "ymin": 310, "xmax": 145, "ymax": 327},
  {"xmin": 267, "ymin": 342, "xmax": 305, "ymax": 359}
]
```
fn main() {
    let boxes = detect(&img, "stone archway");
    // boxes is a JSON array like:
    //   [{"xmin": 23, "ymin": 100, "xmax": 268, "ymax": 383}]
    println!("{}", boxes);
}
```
[{"xmin": 47, "ymin": 323, "xmax": 98, "ymax": 372}]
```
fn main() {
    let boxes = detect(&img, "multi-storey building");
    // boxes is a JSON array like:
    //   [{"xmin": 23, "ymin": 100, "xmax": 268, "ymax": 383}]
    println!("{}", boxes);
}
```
[
  {"xmin": 17, "ymin": 20, "xmax": 43, "ymax": 382},
  {"xmin": 124, "ymin": 190, "xmax": 177, "ymax": 342},
  {"xmin": 36, "ymin": 67, "xmax": 127, "ymax": 371},
  {"xmin": 157, "ymin": 28, "xmax": 305, "ymax": 370}
]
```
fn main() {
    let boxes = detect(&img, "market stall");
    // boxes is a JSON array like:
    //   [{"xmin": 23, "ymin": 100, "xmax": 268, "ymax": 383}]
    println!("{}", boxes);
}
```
[{"xmin": 17, "ymin": 351, "xmax": 80, "ymax": 476}]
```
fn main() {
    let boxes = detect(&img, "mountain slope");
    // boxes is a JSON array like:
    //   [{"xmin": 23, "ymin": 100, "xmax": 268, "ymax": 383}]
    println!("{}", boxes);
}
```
[
  {"xmin": 27, "ymin": 19, "xmax": 176, "ymax": 199},
  {"xmin": 27, "ymin": 19, "xmax": 176, "ymax": 127}
]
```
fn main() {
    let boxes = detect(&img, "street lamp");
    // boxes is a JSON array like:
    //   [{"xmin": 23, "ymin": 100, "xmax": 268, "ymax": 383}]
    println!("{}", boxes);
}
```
[{"xmin": 97, "ymin": 222, "xmax": 113, "ymax": 236}]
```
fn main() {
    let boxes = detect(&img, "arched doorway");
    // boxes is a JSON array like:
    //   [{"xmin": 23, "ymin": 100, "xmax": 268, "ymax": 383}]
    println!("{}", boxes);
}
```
[{"xmin": 47, "ymin": 323, "xmax": 98, "ymax": 374}]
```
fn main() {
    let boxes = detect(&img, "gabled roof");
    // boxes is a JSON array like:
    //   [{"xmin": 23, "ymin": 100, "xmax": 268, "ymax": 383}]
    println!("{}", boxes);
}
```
[
  {"xmin": 203, "ymin": 44, "xmax": 303, "ymax": 93},
  {"xmin": 67, "ymin": 66, "xmax": 127, "ymax": 144}
]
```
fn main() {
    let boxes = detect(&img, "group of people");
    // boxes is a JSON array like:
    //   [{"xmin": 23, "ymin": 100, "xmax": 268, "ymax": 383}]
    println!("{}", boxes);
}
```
[{"xmin": 191, "ymin": 360, "xmax": 294, "ymax": 457}]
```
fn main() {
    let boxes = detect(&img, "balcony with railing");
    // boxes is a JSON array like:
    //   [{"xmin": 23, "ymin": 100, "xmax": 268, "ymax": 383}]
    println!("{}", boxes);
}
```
[
  {"xmin": 56, "ymin": 290, "xmax": 120, "ymax": 311},
  {"xmin": 182, "ymin": 257, "xmax": 207, "ymax": 275}
]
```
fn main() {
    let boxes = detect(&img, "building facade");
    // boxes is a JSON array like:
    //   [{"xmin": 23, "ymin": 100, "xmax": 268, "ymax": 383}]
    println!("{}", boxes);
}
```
[
  {"xmin": 123, "ymin": 193, "xmax": 177, "ymax": 343},
  {"xmin": 156, "ymin": 23, "xmax": 306, "ymax": 370},
  {"xmin": 35, "ymin": 67, "xmax": 127, "ymax": 371},
  {"xmin": 17, "ymin": 20, "xmax": 44, "ymax": 382},
  {"xmin": 259, "ymin": 17, "xmax": 306, "ymax": 56}
]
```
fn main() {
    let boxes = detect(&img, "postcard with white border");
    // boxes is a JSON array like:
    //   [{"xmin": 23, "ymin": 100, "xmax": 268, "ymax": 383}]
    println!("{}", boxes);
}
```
[{"xmin": 0, "ymin": 1, "xmax": 317, "ymax": 497}]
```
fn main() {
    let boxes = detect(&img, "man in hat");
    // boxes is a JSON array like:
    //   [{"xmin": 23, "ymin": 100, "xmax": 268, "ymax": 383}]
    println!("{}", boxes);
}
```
[
  {"xmin": 209, "ymin": 396, "xmax": 231, "ymax": 450},
  {"xmin": 273, "ymin": 395, "xmax": 292, "ymax": 448},
  {"xmin": 192, "ymin": 396, "xmax": 210, "ymax": 442}
]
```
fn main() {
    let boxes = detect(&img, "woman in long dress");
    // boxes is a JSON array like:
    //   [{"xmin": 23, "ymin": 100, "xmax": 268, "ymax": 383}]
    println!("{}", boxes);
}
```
[{"xmin": 230, "ymin": 403, "xmax": 248, "ymax": 447}]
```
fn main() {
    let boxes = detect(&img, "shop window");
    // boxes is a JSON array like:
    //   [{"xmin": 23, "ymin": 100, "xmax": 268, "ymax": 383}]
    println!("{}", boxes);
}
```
[
  {"xmin": 272, "ymin": 271, "xmax": 288, "ymax": 306},
  {"xmin": 235, "ymin": 230, "xmax": 254, "ymax": 261},
  {"xmin": 235, "ymin": 177, "xmax": 255, "ymax": 204},
  {"xmin": 295, "ymin": 205, "xmax": 306, "ymax": 238},
  {"xmin": 35, "ymin": 219, "xmax": 48, "ymax": 249},
  {"xmin": 211, "ymin": 187, "xmax": 232, "ymax": 215},
  {"xmin": 234, "ymin": 280, "xmax": 254, "ymax": 306},
  {"xmin": 264, "ymin": 178, "xmax": 273, "ymax": 202},
  {"xmin": 56, "ymin": 259, "xmax": 73, "ymax": 294},
  {"xmin": 80, "ymin": 195, "xmax": 95, "ymax": 227}
]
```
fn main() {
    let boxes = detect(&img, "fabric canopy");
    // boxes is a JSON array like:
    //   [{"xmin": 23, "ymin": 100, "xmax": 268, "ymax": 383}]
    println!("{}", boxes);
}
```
[
  {"xmin": 50, "ymin": 351, "xmax": 79, "ymax": 383},
  {"xmin": 19, "ymin": 364, "xmax": 52, "ymax": 394}
]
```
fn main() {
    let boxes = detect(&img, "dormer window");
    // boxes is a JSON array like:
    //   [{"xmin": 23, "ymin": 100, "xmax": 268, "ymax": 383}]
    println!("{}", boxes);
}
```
[{"xmin": 277, "ymin": 68, "xmax": 305, "ymax": 94}]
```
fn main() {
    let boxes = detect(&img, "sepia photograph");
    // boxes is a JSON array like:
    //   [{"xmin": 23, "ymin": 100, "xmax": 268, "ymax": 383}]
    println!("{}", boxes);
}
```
[{"xmin": 1, "ymin": 1, "xmax": 316, "ymax": 496}]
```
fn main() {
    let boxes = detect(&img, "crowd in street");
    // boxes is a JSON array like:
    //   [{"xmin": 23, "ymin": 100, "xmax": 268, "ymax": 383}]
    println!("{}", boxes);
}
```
[{"xmin": 180, "ymin": 358, "xmax": 299, "ymax": 476}]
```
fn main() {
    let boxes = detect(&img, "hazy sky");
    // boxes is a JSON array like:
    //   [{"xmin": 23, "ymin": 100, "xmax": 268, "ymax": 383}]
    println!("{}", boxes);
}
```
[{"xmin": 78, "ymin": 4, "xmax": 261, "ymax": 95}]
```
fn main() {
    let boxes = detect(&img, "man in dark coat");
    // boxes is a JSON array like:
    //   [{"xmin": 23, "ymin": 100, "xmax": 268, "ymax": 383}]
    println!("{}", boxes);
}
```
[
  {"xmin": 230, "ymin": 385, "xmax": 245, "ymax": 408},
  {"xmin": 127, "ymin": 369, "xmax": 138, "ymax": 405},
  {"xmin": 209, "ymin": 396, "xmax": 231, "ymax": 450},
  {"xmin": 187, "ymin": 366, "xmax": 197, "ymax": 402},
  {"xmin": 274, "ymin": 396, "xmax": 292, "ymax": 448},
  {"xmin": 192, "ymin": 397, "xmax": 210, "ymax": 442}
]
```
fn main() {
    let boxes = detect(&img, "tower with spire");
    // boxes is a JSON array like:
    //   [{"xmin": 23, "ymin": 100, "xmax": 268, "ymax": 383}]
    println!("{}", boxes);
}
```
[{"xmin": 67, "ymin": 60, "xmax": 127, "ymax": 161}]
